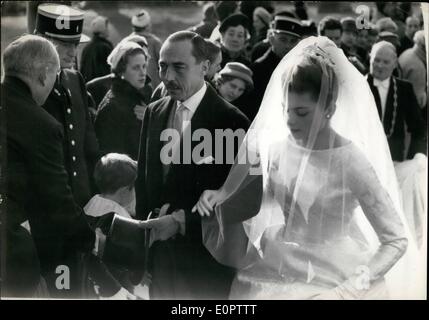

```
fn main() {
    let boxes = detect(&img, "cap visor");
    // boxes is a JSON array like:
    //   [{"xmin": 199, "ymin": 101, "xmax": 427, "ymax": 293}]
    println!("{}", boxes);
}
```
[{"xmin": 79, "ymin": 33, "xmax": 91, "ymax": 43}]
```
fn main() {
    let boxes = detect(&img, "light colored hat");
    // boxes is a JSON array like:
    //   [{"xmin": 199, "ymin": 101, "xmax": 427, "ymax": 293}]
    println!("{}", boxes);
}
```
[
  {"xmin": 118, "ymin": 34, "xmax": 150, "ymax": 59},
  {"xmin": 107, "ymin": 41, "xmax": 144, "ymax": 70},
  {"xmin": 91, "ymin": 16, "xmax": 108, "ymax": 35},
  {"xmin": 219, "ymin": 62, "xmax": 254, "ymax": 89},
  {"xmin": 131, "ymin": 9, "xmax": 151, "ymax": 29},
  {"xmin": 254, "ymin": 7, "xmax": 272, "ymax": 28}
]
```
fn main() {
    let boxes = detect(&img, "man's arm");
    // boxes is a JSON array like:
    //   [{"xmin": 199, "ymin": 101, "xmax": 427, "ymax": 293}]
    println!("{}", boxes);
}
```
[{"xmin": 28, "ymin": 120, "xmax": 95, "ymax": 253}]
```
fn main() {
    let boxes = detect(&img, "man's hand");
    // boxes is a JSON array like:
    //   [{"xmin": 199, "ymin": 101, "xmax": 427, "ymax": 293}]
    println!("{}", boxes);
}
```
[
  {"xmin": 138, "ymin": 204, "xmax": 180, "ymax": 241},
  {"xmin": 134, "ymin": 104, "xmax": 147, "ymax": 121}
]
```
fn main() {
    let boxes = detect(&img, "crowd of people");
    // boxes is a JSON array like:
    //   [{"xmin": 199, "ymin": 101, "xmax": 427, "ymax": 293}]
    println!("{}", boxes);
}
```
[{"xmin": 1, "ymin": 1, "xmax": 427, "ymax": 300}]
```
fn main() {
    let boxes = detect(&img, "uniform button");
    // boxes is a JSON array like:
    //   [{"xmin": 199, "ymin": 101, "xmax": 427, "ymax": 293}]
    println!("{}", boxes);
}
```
[
  {"xmin": 71, "ymin": 140, "xmax": 75, "ymax": 146},
  {"xmin": 67, "ymin": 108, "xmax": 72, "ymax": 114},
  {"xmin": 73, "ymin": 171, "xmax": 77, "ymax": 177},
  {"xmin": 69, "ymin": 124, "xmax": 74, "ymax": 130},
  {"xmin": 72, "ymin": 156, "xmax": 76, "ymax": 162}
]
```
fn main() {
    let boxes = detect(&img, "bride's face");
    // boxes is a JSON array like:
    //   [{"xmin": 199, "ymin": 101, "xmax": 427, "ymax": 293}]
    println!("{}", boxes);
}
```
[{"xmin": 286, "ymin": 91, "xmax": 327, "ymax": 146}]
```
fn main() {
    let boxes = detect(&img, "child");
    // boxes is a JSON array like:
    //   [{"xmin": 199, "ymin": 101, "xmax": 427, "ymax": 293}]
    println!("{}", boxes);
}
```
[
  {"xmin": 85, "ymin": 153, "xmax": 137, "ymax": 222},
  {"xmin": 84, "ymin": 153, "xmax": 149, "ymax": 299}
]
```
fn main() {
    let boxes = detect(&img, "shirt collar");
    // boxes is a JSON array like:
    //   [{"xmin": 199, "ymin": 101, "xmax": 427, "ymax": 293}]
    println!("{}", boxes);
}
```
[
  {"xmin": 179, "ymin": 82, "xmax": 207, "ymax": 114},
  {"xmin": 373, "ymin": 76, "xmax": 390, "ymax": 89},
  {"xmin": 84, "ymin": 194, "xmax": 132, "ymax": 219}
]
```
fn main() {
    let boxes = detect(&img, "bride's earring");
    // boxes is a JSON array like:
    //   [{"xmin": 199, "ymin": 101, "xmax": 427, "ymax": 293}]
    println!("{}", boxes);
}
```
[{"xmin": 326, "ymin": 114, "xmax": 331, "ymax": 119}]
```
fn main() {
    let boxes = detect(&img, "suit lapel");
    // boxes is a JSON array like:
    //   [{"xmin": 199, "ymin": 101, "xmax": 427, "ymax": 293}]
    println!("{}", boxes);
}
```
[
  {"xmin": 383, "ymin": 77, "xmax": 395, "ymax": 132},
  {"xmin": 367, "ymin": 74, "xmax": 382, "ymax": 120},
  {"xmin": 146, "ymin": 97, "xmax": 175, "ymax": 203}
]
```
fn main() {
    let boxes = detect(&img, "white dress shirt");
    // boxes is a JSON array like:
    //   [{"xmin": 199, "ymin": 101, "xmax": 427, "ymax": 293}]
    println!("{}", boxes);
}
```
[
  {"xmin": 373, "ymin": 77, "xmax": 391, "ymax": 121},
  {"xmin": 175, "ymin": 82, "xmax": 207, "ymax": 133}
]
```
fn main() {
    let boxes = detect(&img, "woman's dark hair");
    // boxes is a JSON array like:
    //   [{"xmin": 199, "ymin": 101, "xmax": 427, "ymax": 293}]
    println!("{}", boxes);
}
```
[
  {"xmin": 216, "ymin": 1, "xmax": 239, "ymax": 21},
  {"xmin": 318, "ymin": 16, "xmax": 342, "ymax": 36},
  {"xmin": 215, "ymin": 74, "xmax": 251, "ymax": 92},
  {"xmin": 111, "ymin": 47, "xmax": 146, "ymax": 76},
  {"xmin": 288, "ymin": 54, "xmax": 338, "ymax": 108}
]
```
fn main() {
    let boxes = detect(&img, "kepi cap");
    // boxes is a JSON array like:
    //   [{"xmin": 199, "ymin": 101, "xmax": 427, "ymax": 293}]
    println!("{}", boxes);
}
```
[{"xmin": 35, "ymin": 3, "xmax": 90, "ymax": 43}]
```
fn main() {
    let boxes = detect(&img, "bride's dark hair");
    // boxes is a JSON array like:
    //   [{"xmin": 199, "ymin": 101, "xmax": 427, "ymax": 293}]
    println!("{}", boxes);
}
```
[{"xmin": 287, "ymin": 53, "xmax": 339, "ymax": 110}]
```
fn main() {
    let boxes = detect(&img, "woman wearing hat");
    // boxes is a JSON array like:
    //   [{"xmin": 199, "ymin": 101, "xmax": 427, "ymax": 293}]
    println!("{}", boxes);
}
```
[
  {"xmin": 215, "ymin": 62, "xmax": 254, "ymax": 119},
  {"xmin": 219, "ymin": 13, "xmax": 252, "ymax": 68},
  {"xmin": 95, "ymin": 42, "xmax": 148, "ymax": 160}
]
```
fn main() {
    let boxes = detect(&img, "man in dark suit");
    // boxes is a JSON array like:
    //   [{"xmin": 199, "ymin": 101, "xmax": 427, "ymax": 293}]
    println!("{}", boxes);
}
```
[
  {"xmin": 250, "ymin": 15, "xmax": 302, "ymax": 121},
  {"xmin": 1, "ymin": 35, "xmax": 95, "ymax": 298},
  {"xmin": 136, "ymin": 31, "xmax": 250, "ymax": 299},
  {"xmin": 367, "ymin": 41, "xmax": 426, "ymax": 161}
]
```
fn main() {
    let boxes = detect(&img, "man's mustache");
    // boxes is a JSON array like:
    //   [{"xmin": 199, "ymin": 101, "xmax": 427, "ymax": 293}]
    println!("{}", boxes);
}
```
[{"xmin": 165, "ymin": 81, "xmax": 181, "ymax": 90}]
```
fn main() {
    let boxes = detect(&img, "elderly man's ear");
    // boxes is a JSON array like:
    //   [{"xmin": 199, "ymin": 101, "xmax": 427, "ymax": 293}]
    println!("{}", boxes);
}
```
[{"xmin": 37, "ymin": 69, "xmax": 48, "ymax": 87}]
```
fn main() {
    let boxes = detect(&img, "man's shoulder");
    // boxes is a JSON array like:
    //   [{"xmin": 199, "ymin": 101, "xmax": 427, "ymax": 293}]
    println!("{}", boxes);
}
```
[
  {"xmin": 145, "ymin": 33, "xmax": 162, "ymax": 45},
  {"xmin": 252, "ymin": 49, "xmax": 273, "ymax": 70},
  {"xmin": 87, "ymin": 74, "xmax": 112, "ymax": 88},
  {"xmin": 5, "ymin": 90, "xmax": 62, "ymax": 136},
  {"xmin": 148, "ymin": 95, "xmax": 171, "ymax": 112},
  {"xmin": 395, "ymin": 77, "xmax": 414, "ymax": 90},
  {"xmin": 206, "ymin": 88, "xmax": 250, "ymax": 127}
]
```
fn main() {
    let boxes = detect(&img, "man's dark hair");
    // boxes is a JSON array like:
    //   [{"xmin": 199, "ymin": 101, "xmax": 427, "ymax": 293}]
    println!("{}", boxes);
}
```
[
  {"xmin": 205, "ymin": 40, "xmax": 221, "ymax": 63},
  {"xmin": 215, "ymin": 1, "xmax": 239, "ymax": 22},
  {"xmin": 165, "ymin": 31, "xmax": 210, "ymax": 63},
  {"xmin": 318, "ymin": 16, "xmax": 343, "ymax": 36}
]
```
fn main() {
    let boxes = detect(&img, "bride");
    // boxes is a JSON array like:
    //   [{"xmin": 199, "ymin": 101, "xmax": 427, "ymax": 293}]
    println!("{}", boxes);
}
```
[{"xmin": 192, "ymin": 36, "xmax": 425, "ymax": 299}]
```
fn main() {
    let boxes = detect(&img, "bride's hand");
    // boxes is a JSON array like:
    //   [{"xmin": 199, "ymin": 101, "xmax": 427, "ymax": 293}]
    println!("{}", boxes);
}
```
[{"xmin": 192, "ymin": 190, "xmax": 222, "ymax": 217}]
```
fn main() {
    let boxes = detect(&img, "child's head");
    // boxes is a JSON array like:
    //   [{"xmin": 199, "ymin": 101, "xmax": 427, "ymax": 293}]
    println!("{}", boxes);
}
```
[{"xmin": 94, "ymin": 153, "xmax": 138, "ymax": 207}]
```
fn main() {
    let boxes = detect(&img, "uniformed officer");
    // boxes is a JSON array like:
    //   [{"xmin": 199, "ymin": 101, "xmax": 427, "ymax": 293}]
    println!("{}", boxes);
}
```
[
  {"xmin": 249, "ymin": 16, "xmax": 303, "ymax": 121},
  {"xmin": 35, "ymin": 3, "xmax": 100, "ymax": 207}
]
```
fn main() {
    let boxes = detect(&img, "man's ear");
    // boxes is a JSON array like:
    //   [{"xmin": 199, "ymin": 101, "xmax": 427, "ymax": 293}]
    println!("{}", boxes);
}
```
[
  {"xmin": 268, "ymin": 30, "xmax": 275, "ymax": 45},
  {"xmin": 201, "ymin": 59, "xmax": 210, "ymax": 76},
  {"xmin": 37, "ymin": 68, "xmax": 47, "ymax": 87}
]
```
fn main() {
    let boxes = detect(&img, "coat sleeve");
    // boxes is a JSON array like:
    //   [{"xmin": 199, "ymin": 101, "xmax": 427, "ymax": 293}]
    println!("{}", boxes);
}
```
[
  {"xmin": 183, "ymin": 105, "xmax": 251, "ymax": 243},
  {"xmin": 402, "ymin": 81, "xmax": 427, "ymax": 158},
  {"xmin": 135, "ymin": 105, "xmax": 152, "ymax": 220},
  {"xmin": 28, "ymin": 119, "xmax": 95, "ymax": 253}
]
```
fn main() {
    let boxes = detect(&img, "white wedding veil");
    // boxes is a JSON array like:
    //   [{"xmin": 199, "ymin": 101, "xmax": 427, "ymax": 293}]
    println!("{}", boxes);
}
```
[{"xmin": 201, "ymin": 36, "xmax": 425, "ymax": 299}]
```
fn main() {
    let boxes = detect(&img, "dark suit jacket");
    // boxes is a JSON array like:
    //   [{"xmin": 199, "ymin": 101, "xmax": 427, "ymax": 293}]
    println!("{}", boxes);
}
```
[
  {"xmin": 135, "ymin": 84, "xmax": 250, "ymax": 299},
  {"xmin": 1, "ymin": 76, "xmax": 95, "ymax": 297},
  {"xmin": 249, "ymin": 48, "xmax": 281, "ymax": 121},
  {"xmin": 367, "ymin": 75, "xmax": 427, "ymax": 161}
]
